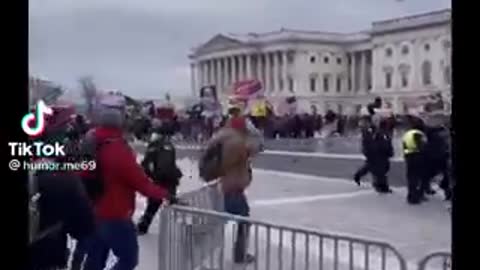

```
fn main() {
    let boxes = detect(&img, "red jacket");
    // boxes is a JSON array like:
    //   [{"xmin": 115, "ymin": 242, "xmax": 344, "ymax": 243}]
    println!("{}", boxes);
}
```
[{"xmin": 93, "ymin": 127, "xmax": 168, "ymax": 220}]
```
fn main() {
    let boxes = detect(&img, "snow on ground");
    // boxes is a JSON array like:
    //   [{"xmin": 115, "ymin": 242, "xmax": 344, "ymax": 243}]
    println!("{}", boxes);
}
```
[{"xmin": 131, "ymin": 156, "xmax": 450, "ymax": 270}]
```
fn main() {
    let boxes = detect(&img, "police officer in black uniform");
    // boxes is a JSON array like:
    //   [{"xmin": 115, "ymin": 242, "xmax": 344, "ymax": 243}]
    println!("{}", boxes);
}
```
[
  {"xmin": 369, "ymin": 119, "xmax": 394, "ymax": 193},
  {"xmin": 137, "ymin": 122, "xmax": 183, "ymax": 235},
  {"xmin": 424, "ymin": 124, "xmax": 451, "ymax": 200},
  {"xmin": 353, "ymin": 115, "xmax": 376, "ymax": 185}
]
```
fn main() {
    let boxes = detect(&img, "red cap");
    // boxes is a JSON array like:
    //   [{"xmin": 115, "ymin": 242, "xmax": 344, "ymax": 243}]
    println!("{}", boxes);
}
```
[{"xmin": 228, "ymin": 117, "xmax": 247, "ymax": 131}]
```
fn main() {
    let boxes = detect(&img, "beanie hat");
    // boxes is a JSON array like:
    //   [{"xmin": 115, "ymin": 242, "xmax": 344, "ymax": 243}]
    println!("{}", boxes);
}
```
[{"xmin": 93, "ymin": 94, "xmax": 127, "ymax": 128}]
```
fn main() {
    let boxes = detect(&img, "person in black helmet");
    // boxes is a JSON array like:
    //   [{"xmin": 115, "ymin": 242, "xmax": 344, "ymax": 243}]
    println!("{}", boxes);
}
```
[{"xmin": 136, "ymin": 122, "xmax": 183, "ymax": 235}]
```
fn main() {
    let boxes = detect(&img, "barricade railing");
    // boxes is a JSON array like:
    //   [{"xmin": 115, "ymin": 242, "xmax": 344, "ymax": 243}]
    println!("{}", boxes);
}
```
[
  {"xmin": 177, "ymin": 180, "xmax": 224, "ymax": 212},
  {"xmin": 169, "ymin": 137, "xmax": 404, "ymax": 156},
  {"xmin": 418, "ymin": 251, "xmax": 452, "ymax": 270},
  {"xmin": 158, "ymin": 205, "xmax": 408, "ymax": 270}
]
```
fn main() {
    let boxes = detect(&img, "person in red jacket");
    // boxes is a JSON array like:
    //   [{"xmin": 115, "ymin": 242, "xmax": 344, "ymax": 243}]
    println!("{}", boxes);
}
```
[{"xmin": 83, "ymin": 94, "xmax": 172, "ymax": 270}]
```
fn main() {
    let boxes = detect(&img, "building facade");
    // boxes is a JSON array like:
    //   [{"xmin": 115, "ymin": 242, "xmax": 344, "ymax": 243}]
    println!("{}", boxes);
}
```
[{"xmin": 188, "ymin": 9, "xmax": 451, "ymax": 115}]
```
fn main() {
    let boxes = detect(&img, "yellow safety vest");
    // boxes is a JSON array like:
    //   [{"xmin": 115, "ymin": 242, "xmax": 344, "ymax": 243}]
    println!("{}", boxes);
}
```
[
  {"xmin": 402, "ymin": 129, "xmax": 425, "ymax": 155},
  {"xmin": 251, "ymin": 101, "xmax": 267, "ymax": 117}
]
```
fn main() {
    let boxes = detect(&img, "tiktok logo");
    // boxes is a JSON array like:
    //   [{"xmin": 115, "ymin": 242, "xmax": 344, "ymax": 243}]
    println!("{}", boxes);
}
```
[{"xmin": 21, "ymin": 100, "xmax": 53, "ymax": 136}]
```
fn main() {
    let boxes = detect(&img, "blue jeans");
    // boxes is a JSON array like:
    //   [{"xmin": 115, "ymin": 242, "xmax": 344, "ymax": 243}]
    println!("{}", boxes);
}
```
[
  {"xmin": 224, "ymin": 192, "xmax": 250, "ymax": 261},
  {"xmin": 224, "ymin": 192, "xmax": 250, "ymax": 217},
  {"xmin": 84, "ymin": 220, "xmax": 139, "ymax": 270}
]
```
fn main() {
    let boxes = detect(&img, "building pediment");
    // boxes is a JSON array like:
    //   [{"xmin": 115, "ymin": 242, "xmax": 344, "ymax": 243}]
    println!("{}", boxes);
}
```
[{"xmin": 194, "ymin": 34, "xmax": 244, "ymax": 56}]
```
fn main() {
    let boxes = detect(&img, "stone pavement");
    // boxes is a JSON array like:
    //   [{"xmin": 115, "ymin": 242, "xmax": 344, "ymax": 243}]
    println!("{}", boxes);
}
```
[{"xmin": 131, "ymin": 157, "xmax": 451, "ymax": 270}]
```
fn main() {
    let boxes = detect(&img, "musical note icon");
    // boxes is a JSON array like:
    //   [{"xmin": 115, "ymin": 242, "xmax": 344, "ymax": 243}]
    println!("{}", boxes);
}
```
[{"xmin": 21, "ymin": 100, "xmax": 54, "ymax": 136}]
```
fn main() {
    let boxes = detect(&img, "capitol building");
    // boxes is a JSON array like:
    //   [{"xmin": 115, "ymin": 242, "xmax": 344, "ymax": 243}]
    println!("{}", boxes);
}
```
[{"xmin": 188, "ymin": 9, "xmax": 451, "ymax": 115}]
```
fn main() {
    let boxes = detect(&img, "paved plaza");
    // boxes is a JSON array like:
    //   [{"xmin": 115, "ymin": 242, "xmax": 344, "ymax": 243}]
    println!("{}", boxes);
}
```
[{"xmin": 131, "ymin": 156, "xmax": 451, "ymax": 270}]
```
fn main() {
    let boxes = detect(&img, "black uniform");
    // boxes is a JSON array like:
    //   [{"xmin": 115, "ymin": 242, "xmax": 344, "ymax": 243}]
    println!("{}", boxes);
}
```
[
  {"xmin": 424, "ymin": 126, "xmax": 451, "ymax": 199},
  {"xmin": 353, "ymin": 124, "xmax": 376, "ymax": 184},
  {"xmin": 137, "ymin": 134, "xmax": 182, "ymax": 234},
  {"xmin": 368, "ymin": 126, "xmax": 394, "ymax": 193}
]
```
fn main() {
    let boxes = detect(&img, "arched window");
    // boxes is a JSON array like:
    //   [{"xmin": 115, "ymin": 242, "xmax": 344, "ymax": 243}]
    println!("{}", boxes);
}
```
[
  {"xmin": 385, "ymin": 48, "xmax": 393, "ymax": 57},
  {"xmin": 309, "ymin": 74, "xmax": 318, "ymax": 92},
  {"xmin": 385, "ymin": 72, "xmax": 392, "ymax": 89},
  {"xmin": 383, "ymin": 66, "xmax": 393, "ymax": 89},
  {"xmin": 444, "ymin": 66, "xmax": 451, "ymax": 85},
  {"xmin": 288, "ymin": 77, "xmax": 295, "ymax": 92},
  {"xmin": 399, "ymin": 64, "xmax": 410, "ymax": 88},
  {"xmin": 443, "ymin": 40, "xmax": 451, "ymax": 50},
  {"xmin": 323, "ymin": 74, "xmax": 330, "ymax": 92},
  {"xmin": 401, "ymin": 45, "xmax": 409, "ymax": 55},
  {"xmin": 336, "ymin": 76, "xmax": 342, "ymax": 92},
  {"xmin": 401, "ymin": 71, "xmax": 409, "ymax": 88},
  {"xmin": 422, "ymin": 60, "xmax": 432, "ymax": 85}
]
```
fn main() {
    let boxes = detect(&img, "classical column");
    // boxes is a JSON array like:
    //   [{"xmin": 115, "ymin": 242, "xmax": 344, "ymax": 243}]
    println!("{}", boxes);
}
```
[
  {"xmin": 202, "ymin": 61, "xmax": 208, "ymax": 85},
  {"xmin": 360, "ymin": 51, "xmax": 367, "ymax": 92},
  {"xmin": 210, "ymin": 60, "xmax": 216, "ymax": 85},
  {"xmin": 350, "ymin": 52, "xmax": 356, "ymax": 92},
  {"xmin": 195, "ymin": 62, "xmax": 202, "ymax": 91},
  {"xmin": 225, "ymin": 57, "xmax": 231, "ymax": 86},
  {"xmin": 220, "ymin": 58, "xmax": 225, "ymax": 89},
  {"xmin": 282, "ymin": 51, "xmax": 288, "ymax": 92},
  {"xmin": 265, "ymin": 53, "xmax": 271, "ymax": 92},
  {"xmin": 239, "ymin": 56, "xmax": 244, "ymax": 82},
  {"xmin": 231, "ymin": 55, "xmax": 237, "ymax": 84},
  {"xmin": 411, "ymin": 40, "xmax": 419, "ymax": 90},
  {"xmin": 197, "ymin": 61, "xmax": 203, "ymax": 88},
  {"xmin": 204, "ymin": 60, "xmax": 210, "ymax": 85},
  {"xmin": 256, "ymin": 54, "xmax": 262, "ymax": 81},
  {"xmin": 215, "ymin": 59, "xmax": 221, "ymax": 91},
  {"xmin": 272, "ymin": 51, "xmax": 279, "ymax": 93},
  {"xmin": 246, "ymin": 54, "xmax": 252, "ymax": 79},
  {"xmin": 204, "ymin": 60, "xmax": 208, "ymax": 85},
  {"xmin": 190, "ymin": 63, "xmax": 196, "ymax": 96}
]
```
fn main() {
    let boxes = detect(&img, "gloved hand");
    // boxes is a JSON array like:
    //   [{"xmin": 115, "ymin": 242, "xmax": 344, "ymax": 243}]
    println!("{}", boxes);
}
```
[{"xmin": 167, "ymin": 195, "xmax": 188, "ymax": 206}]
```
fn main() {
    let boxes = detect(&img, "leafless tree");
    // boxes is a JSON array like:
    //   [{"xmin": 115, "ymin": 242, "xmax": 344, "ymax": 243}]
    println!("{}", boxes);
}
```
[{"xmin": 79, "ymin": 76, "xmax": 97, "ymax": 118}]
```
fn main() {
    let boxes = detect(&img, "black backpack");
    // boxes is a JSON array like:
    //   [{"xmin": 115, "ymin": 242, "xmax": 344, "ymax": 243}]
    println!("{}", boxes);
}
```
[
  {"xmin": 142, "ymin": 137, "xmax": 177, "ymax": 181},
  {"xmin": 198, "ymin": 142, "xmax": 223, "ymax": 182},
  {"xmin": 80, "ymin": 138, "xmax": 119, "ymax": 202}
]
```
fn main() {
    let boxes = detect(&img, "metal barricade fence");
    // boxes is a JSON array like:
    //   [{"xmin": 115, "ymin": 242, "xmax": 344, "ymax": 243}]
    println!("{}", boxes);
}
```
[
  {"xmin": 418, "ymin": 252, "xmax": 452, "ymax": 270},
  {"xmin": 158, "ymin": 206, "xmax": 408, "ymax": 270},
  {"xmin": 170, "ymin": 137, "xmax": 404, "ymax": 157},
  {"xmin": 177, "ymin": 180, "xmax": 224, "ymax": 212}
]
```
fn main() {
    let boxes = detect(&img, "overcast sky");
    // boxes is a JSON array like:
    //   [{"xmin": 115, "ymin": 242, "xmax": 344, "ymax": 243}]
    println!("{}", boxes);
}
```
[{"xmin": 29, "ymin": 0, "xmax": 450, "ymax": 100}]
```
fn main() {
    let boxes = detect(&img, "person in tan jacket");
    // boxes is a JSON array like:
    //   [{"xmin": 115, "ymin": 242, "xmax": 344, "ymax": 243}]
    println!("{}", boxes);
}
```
[{"xmin": 205, "ymin": 106, "xmax": 260, "ymax": 264}]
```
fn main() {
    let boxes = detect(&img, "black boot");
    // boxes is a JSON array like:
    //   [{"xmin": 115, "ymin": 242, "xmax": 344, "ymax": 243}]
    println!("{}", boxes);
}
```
[
  {"xmin": 136, "ymin": 222, "xmax": 149, "ymax": 235},
  {"xmin": 407, "ymin": 193, "xmax": 421, "ymax": 205},
  {"xmin": 353, "ymin": 175, "xmax": 361, "ymax": 186}
]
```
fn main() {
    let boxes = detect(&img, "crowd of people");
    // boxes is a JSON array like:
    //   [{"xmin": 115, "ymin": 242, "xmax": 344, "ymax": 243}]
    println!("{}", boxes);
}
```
[
  {"xmin": 29, "ymin": 94, "xmax": 182, "ymax": 270},
  {"xmin": 28, "ymin": 92, "xmax": 452, "ymax": 269},
  {"xmin": 352, "ymin": 98, "xmax": 453, "ymax": 204}
]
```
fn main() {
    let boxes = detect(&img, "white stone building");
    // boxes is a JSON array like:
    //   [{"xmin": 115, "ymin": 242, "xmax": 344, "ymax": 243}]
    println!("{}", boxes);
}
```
[{"xmin": 188, "ymin": 9, "xmax": 451, "ymax": 115}]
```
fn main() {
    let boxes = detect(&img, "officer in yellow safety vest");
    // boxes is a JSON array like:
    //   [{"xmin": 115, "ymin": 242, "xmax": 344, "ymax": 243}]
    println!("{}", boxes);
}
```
[
  {"xmin": 402, "ymin": 117, "xmax": 428, "ymax": 204},
  {"xmin": 249, "ymin": 100, "xmax": 268, "ymax": 130}
]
